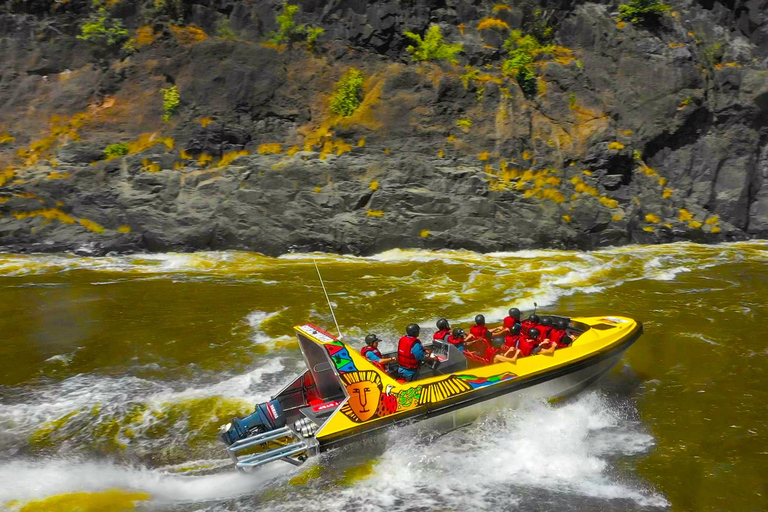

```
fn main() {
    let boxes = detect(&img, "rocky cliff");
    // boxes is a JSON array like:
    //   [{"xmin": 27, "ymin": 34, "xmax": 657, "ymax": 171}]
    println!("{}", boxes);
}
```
[{"xmin": 1, "ymin": 0, "xmax": 767, "ymax": 255}]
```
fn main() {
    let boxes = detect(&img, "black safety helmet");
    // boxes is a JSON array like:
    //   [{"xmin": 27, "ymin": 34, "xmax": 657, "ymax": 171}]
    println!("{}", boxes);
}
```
[
  {"xmin": 540, "ymin": 316, "xmax": 552, "ymax": 327},
  {"xmin": 508, "ymin": 308, "xmax": 521, "ymax": 321},
  {"xmin": 529, "ymin": 327, "xmax": 541, "ymax": 340},
  {"xmin": 406, "ymin": 323, "xmax": 420, "ymax": 337},
  {"xmin": 452, "ymin": 327, "xmax": 466, "ymax": 339},
  {"xmin": 475, "ymin": 314, "xmax": 486, "ymax": 326},
  {"xmin": 510, "ymin": 323, "xmax": 521, "ymax": 335},
  {"xmin": 528, "ymin": 314, "xmax": 540, "ymax": 324},
  {"xmin": 436, "ymin": 318, "xmax": 450, "ymax": 331},
  {"xmin": 364, "ymin": 333, "xmax": 381, "ymax": 346},
  {"xmin": 558, "ymin": 317, "xmax": 570, "ymax": 330}
]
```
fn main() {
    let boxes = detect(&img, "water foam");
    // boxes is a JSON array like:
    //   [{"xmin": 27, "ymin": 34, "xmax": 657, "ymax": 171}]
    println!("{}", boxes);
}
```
[
  {"xmin": 260, "ymin": 392, "xmax": 667, "ymax": 511},
  {"xmin": 0, "ymin": 458, "xmax": 289, "ymax": 505}
]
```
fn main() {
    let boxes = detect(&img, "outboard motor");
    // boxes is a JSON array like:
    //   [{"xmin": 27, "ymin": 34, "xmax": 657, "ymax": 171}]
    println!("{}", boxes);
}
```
[{"xmin": 218, "ymin": 399, "xmax": 286, "ymax": 446}]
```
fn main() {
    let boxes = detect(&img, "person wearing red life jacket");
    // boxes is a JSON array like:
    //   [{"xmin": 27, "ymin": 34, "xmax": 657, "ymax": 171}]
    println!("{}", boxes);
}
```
[
  {"xmin": 491, "ymin": 307, "xmax": 521, "ymax": 337},
  {"xmin": 493, "ymin": 326, "xmax": 539, "ymax": 363},
  {"xmin": 521, "ymin": 314, "xmax": 539, "ymax": 336},
  {"xmin": 397, "ymin": 323, "xmax": 431, "ymax": 381},
  {"xmin": 537, "ymin": 316, "xmax": 554, "ymax": 340},
  {"xmin": 446, "ymin": 327, "xmax": 468, "ymax": 352},
  {"xmin": 466, "ymin": 314, "xmax": 492, "ymax": 343},
  {"xmin": 501, "ymin": 323, "xmax": 523, "ymax": 352},
  {"xmin": 360, "ymin": 333, "xmax": 396, "ymax": 365},
  {"xmin": 539, "ymin": 318, "xmax": 577, "ymax": 355},
  {"xmin": 433, "ymin": 318, "xmax": 452, "ymax": 343}
]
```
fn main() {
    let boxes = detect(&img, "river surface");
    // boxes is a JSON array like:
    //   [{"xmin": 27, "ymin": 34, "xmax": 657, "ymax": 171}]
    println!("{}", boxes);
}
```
[{"xmin": 1, "ymin": 242, "xmax": 767, "ymax": 511}]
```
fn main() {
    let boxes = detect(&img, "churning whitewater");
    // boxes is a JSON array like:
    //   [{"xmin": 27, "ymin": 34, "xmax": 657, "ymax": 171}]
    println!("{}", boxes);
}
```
[{"xmin": 2, "ymin": 241, "xmax": 768, "ymax": 510}]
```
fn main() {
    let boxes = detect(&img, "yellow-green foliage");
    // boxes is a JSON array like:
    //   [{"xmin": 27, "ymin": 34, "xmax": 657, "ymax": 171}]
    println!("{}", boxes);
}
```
[
  {"xmin": 404, "ymin": 24, "xmax": 463, "ymax": 64},
  {"xmin": 679, "ymin": 208, "xmax": 693, "ymax": 222},
  {"xmin": 456, "ymin": 118, "xmax": 473, "ymax": 130},
  {"xmin": 77, "ymin": 8, "xmax": 130, "ymax": 51},
  {"xmin": 460, "ymin": 67, "xmax": 480, "ymax": 88},
  {"xmin": 366, "ymin": 209, "xmax": 384, "ymax": 217},
  {"xmin": 0, "ymin": 131, "xmax": 14, "ymax": 144},
  {"xmin": 161, "ymin": 86, "xmax": 180, "ymax": 123},
  {"xmin": 331, "ymin": 69, "xmax": 364, "ymax": 117},
  {"xmin": 104, "ymin": 143, "xmax": 129, "ymax": 159},
  {"xmin": 608, "ymin": 141, "xmax": 625, "ymax": 150},
  {"xmin": 268, "ymin": 2, "xmax": 324, "ymax": 48},
  {"xmin": 502, "ymin": 30, "xmax": 551, "ymax": 95},
  {"xmin": 618, "ymin": 0, "xmax": 671, "ymax": 24}
]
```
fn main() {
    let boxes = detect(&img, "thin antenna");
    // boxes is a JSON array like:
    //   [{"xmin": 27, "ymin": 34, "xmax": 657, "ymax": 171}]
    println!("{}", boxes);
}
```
[{"xmin": 313, "ymin": 258, "xmax": 343, "ymax": 339}]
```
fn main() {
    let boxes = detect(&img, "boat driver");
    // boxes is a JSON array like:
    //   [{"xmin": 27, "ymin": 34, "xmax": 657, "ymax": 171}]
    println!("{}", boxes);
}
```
[
  {"xmin": 397, "ymin": 323, "xmax": 432, "ymax": 381},
  {"xmin": 360, "ymin": 334, "xmax": 396, "ymax": 366}
]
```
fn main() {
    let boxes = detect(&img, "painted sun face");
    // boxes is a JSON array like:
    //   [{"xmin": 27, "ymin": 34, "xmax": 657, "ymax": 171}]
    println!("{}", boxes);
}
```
[{"xmin": 346, "ymin": 380, "xmax": 381, "ymax": 422}]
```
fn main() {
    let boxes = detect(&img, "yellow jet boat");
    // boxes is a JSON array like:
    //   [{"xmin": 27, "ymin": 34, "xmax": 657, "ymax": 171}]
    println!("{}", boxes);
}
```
[{"xmin": 218, "ymin": 315, "xmax": 642, "ymax": 471}]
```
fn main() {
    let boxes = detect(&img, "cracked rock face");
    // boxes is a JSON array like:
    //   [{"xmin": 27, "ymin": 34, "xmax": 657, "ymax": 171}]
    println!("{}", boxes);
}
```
[{"xmin": 0, "ymin": 0, "xmax": 767, "ymax": 255}]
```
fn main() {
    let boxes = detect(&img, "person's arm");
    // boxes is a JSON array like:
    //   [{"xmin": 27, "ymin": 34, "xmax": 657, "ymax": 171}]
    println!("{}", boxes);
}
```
[
  {"xmin": 539, "ymin": 338, "xmax": 556, "ymax": 355},
  {"xmin": 365, "ymin": 351, "xmax": 382, "ymax": 362},
  {"xmin": 380, "ymin": 356, "xmax": 396, "ymax": 364},
  {"xmin": 411, "ymin": 342, "xmax": 426, "ymax": 362}
]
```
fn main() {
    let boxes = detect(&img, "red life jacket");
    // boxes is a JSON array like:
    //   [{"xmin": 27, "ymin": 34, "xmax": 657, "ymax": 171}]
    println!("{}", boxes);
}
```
[
  {"xmin": 398, "ymin": 336, "xmax": 421, "ymax": 370},
  {"xmin": 517, "ymin": 336, "xmax": 537, "ymax": 357},
  {"xmin": 447, "ymin": 334, "xmax": 465, "ymax": 346},
  {"xmin": 538, "ymin": 325, "xmax": 553, "ymax": 341},
  {"xmin": 503, "ymin": 334, "xmax": 521, "ymax": 351},
  {"xmin": 470, "ymin": 325, "xmax": 490, "ymax": 340},
  {"xmin": 521, "ymin": 320, "xmax": 536, "ymax": 336},
  {"xmin": 433, "ymin": 329, "xmax": 451, "ymax": 341},
  {"xmin": 550, "ymin": 329, "xmax": 571, "ymax": 348},
  {"xmin": 503, "ymin": 316, "xmax": 519, "ymax": 330},
  {"xmin": 360, "ymin": 346, "xmax": 382, "ymax": 360}
]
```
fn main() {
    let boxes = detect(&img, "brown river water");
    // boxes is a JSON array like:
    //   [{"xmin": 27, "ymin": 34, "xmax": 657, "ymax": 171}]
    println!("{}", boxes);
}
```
[{"xmin": 0, "ymin": 241, "xmax": 767, "ymax": 511}]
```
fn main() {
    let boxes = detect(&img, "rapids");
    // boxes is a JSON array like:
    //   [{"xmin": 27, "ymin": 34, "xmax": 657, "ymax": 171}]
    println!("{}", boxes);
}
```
[{"xmin": 1, "ymin": 241, "xmax": 767, "ymax": 511}]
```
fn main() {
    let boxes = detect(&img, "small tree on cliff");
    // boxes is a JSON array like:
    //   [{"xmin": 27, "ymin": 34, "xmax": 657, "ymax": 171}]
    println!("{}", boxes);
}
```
[
  {"xmin": 77, "ymin": 7, "xmax": 130, "ymax": 55},
  {"xmin": 403, "ymin": 25, "xmax": 463, "ymax": 64},
  {"xmin": 268, "ymin": 2, "xmax": 324, "ymax": 49},
  {"xmin": 618, "ymin": 0, "xmax": 671, "ymax": 24}
]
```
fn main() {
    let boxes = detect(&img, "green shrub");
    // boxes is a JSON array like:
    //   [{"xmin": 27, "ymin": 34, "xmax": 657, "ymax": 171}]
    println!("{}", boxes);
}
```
[
  {"xmin": 104, "ymin": 143, "xmax": 129, "ymax": 158},
  {"xmin": 618, "ymin": 0, "xmax": 671, "ymax": 24},
  {"xmin": 306, "ymin": 26, "xmax": 325, "ymax": 49},
  {"xmin": 161, "ymin": 86, "xmax": 180, "ymax": 123},
  {"xmin": 404, "ymin": 24, "xmax": 463, "ymax": 64},
  {"xmin": 268, "ymin": 2, "xmax": 324, "ymax": 48},
  {"xmin": 501, "ymin": 30, "xmax": 552, "ymax": 96},
  {"xmin": 217, "ymin": 18, "xmax": 237, "ymax": 40},
  {"xmin": 331, "ymin": 69, "xmax": 364, "ymax": 117},
  {"xmin": 456, "ymin": 118, "xmax": 473, "ymax": 129},
  {"xmin": 77, "ymin": 8, "xmax": 129, "ymax": 51}
]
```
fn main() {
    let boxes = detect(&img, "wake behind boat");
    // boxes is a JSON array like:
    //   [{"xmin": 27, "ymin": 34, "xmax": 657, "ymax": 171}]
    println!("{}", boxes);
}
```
[{"xmin": 218, "ymin": 316, "xmax": 642, "ymax": 472}]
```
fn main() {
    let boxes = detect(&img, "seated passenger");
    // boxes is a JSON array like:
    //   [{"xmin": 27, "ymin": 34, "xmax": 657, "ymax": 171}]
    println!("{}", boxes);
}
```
[
  {"xmin": 538, "ymin": 316, "xmax": 553, "ymax": 340},
  {"xmin": 521, "ymin": 314, "xmax": 540, "ymax": 336},
  {"xmin": 360, "ymin": 333, "xmax": 396, "ymax": 365},
  {"xmin": 501, "ymin": 323, "xmax": 523, "ymax": 352},
  {"xmin": 446, "ymin": 327, "xmax": 468, "ymax": 352},
  {"xmin": 539, "ymin": 318, "xmax": 576, "ymax": 355},
  {"xmin": 397, "ymin": 323, "xmax": 432, "ymax": 382},
  {"xmin": 493, "ymin": 326, "xmax": 539, "ymax": 364},
  {"xmin": 466, "ymin": 314, "xmax": 492, "ymax": 344},
  {"xmin": 433, "ymin": 318, "xmax": 452, "ymax": 342},
  {"xmin": 491, "ymin": 307, "xmax": 522, "ymax": 337}
]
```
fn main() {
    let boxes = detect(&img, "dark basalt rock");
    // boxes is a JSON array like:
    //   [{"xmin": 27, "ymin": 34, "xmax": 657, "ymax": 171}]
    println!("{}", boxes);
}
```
[{"xmin": 1, "ymin": 0, "xmax": 767, "ymax": 254}]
